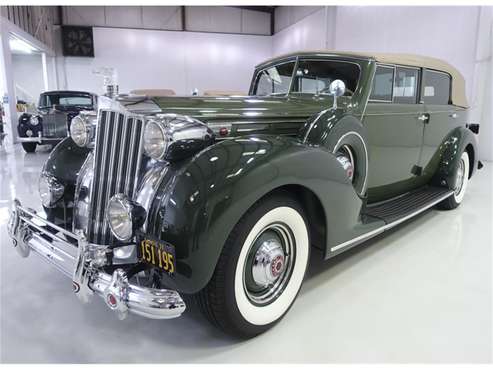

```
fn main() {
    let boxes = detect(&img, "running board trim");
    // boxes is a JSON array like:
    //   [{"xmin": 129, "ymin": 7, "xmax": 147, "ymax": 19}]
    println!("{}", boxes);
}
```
[{"xmin": 330, "ymin": 190, "xmax": 454, "ymax": 252}]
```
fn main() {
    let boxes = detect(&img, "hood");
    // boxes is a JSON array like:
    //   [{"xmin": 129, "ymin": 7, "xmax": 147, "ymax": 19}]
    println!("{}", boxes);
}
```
[{"xmin": 120, "ymin": 94, "xmax": 339, "ymax": 138}]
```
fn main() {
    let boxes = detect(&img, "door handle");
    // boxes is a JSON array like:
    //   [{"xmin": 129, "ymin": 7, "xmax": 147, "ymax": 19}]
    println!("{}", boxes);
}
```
[
  {"xmin": 418, "ymin": 114, "xmax": 429, "ymax": 122},
  {"xmin": 450, "ymin": 113, "xmax": 458, "ymax": 119}
]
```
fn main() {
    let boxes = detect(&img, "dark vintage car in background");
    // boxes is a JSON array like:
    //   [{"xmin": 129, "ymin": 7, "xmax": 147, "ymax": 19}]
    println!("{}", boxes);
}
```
[
  {"xmin": 17, "ymin": 90, "xmax": 97, "ymax": 152},
  {"xmin": 8, "ymin": 51, "xmax": 481, "ymax": 337}
]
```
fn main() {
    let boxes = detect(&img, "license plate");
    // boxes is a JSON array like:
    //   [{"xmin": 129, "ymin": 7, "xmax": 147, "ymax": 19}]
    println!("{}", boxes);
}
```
[{"xmin": 138, "ymin": 239, "xmax": 176, "ymax": 274}]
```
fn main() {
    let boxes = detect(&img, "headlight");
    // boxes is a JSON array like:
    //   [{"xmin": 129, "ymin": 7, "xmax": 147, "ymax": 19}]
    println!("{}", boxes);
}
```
[
  {"xmin": 29, "ymin": 116, "xmax": 40, "ymax": 126},
  {"xmin": 142, "ymin": 114, "xmax": 214, "ymax": 161},
  {"xmin": 143, "ymin": 120, "xmax": 168, "ymax": 160},
  {"xmin": 38, "ymin": 173, "xmax": 64, "ymax": 208},
  {"xmin": 107, "ymin": 194, "xmax": 146, "ymax": 241},
  {"xmin": 70, "ymin": 113, "xmax": 96, "ymax": 147}
]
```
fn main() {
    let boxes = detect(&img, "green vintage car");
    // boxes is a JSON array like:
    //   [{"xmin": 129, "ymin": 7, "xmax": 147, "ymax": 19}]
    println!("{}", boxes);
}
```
[{"xmin": 8, "ymin": 51, "xmax": 481, "ymax": 337}]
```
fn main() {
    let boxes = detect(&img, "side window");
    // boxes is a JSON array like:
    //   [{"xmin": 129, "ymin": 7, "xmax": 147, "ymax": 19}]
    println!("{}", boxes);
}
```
[
  {"xmin": 254, "ymin": 62, "xmax": 295, "ymax": 96},
  {"xmin": 369, "ymin": 66, "xmax": 393, "ymax": 102},
  {"xmin": 423, "ymin": 70, "xmax": 451, "ymax": 105},
  {"xmin": 393, "ymin": 67, "xmax": 419, "ymax": 104}
]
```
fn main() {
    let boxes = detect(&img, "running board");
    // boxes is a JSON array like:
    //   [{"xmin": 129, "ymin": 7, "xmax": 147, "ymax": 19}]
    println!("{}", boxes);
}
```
[
  {"xmin": 330, "ymin": 187, "xmax": 453, "ymax": 252},
  {"xmin": 363, "ymin": 186, "xmax": 453, "ymax": 224}
]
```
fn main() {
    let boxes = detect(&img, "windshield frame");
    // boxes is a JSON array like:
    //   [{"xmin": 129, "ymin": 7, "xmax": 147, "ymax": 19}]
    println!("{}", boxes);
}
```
[
  {"xmin": 249, "ymin": 56, "xmax": 299, "ymax": 97},
  {"xmin": 38, "ymin": 93, "xmax": 94, "ymax": 109}
]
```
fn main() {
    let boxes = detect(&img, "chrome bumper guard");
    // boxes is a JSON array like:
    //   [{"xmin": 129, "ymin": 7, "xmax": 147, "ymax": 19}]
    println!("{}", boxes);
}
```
[{"xmin": 7, "ymin": 199, "xmax": 186, "ymax": 320}]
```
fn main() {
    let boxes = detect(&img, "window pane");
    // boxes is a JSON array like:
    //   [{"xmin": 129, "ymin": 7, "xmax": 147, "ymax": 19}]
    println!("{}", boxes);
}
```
[
  {"xmin": 393, "ymin": 67, "xmax": 418, "ymax": 104},
  {"xmin": 254, "ymin": 62, "xmax": 295, "ymax": 96},
  {"xmin": 39, "ymin": 94, "xmax": 92, "ymax": 108},
  {"xmin": 370, "ymin": 66, "xmax": 393, "ymax": 101},
  {"xmin": 423, "ymin": 70, "xmax": 451, "ymax": 105},
  {"xmin": 58, "ymin": 96, "xmax": 92, "ymax": 106},
  {"xmin": 291, "ymin": 60, "xmax": 360, "ymax": 95}
]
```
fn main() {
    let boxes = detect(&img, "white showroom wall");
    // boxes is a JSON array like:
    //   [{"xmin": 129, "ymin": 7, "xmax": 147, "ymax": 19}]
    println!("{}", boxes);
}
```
[
  {"xmin": 11, "ymin": 54, "xmax": 44, "ymax": 104},
  {"xmin": 56, "ymin": 27, "xmax": 272, "ymax": 96}
]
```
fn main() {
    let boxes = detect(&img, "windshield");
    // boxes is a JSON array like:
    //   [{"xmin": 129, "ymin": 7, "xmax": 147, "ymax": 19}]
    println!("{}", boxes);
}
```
[
  {"xmin": 253, "ymin": 61, "xmax": 296, "ymax": 96},
  {"xmin": 252, "ymin": 59, "xmax": 360, "ymax": 97},
  {"xmin": 39, "ymin": 93, "xmax": 93, "ymax": 108}
]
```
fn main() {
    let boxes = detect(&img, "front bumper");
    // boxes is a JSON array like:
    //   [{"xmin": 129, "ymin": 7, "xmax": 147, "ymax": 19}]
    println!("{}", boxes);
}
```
[
  {"xmin": 18, "ymin": 136, "xmax": 65, "ymax": 143},
  {"xmin": 7, "ymin": 199, "xmax": 186, "ymax": 320}
]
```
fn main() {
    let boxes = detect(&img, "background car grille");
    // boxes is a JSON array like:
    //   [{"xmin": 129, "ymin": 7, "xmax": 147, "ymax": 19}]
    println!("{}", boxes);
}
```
[
  {"xmin": 42, "ymin": 111, "xmax": 68, "ymax": 137},
  {"xmin": 87, "ymin": 109, "xmax": 144, "ymax": 245}
]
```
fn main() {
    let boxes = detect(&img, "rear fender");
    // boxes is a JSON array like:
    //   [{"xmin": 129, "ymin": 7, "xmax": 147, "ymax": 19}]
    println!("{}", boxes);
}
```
[{"xmin": 430, "ymin": 127, "xmax": 478, "ymax": 189}]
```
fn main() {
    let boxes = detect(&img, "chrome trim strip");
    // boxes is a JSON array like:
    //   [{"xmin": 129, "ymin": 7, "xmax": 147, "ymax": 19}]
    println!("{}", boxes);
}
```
[
  {"xmin": 330, "ymin": 190, "xmax": 453, "ymax": 252},
  {"xmin": 302, "ymin": 108, "xmax": 330, "ymax": 143}
]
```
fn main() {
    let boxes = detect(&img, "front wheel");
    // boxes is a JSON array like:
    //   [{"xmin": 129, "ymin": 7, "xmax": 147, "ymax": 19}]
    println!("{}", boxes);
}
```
[
  {"xmin": 438, "ymin": 150, "xmax": 470, "ymax": 210},
  {"xmin": 194, "ymin": 193, "xmax": 310, "ymax": 338},
  {"xmin": 21, "ymin": 142, "xmax": 37, "ymax": 153}
]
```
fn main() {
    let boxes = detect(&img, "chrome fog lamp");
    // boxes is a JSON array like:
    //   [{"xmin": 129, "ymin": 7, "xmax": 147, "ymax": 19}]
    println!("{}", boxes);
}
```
[
  {"xmin": 143, "ymin": 120, "xmax": 168, "ymax": 160},
  {"xmin": 107, "ymin": 194, "xmax": 146, "ymax": 241},
  {"xmin": 29, "ymin": 115, "xmax": 40, "ymax": 126},
  {"xmin": 38, "ymin": 173, "xmax": 65, "ymax": 208},
  {"xmin": 71, "ymin": 114, "xmax": 96, "ymax": 147}
]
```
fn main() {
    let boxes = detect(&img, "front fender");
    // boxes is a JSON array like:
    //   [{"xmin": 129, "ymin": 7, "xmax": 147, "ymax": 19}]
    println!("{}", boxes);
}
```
[
  {"xmin": 430, "ymin": 126, "xmax": 478, "ymax": 188},
  {"xmin": 146, "ymin": 135, "xmax": 363, "ymax": 294},
  {"xmin": 43, "ymin": 137, "xmax": 91, "ymax": 186}
]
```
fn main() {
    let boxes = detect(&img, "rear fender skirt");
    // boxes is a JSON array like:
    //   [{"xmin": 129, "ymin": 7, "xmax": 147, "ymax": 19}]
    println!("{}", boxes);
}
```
[
  {"xmin": 430, "ymin": 126, "xmax": 478, "ymax": 189},
  {"xmin": 145, "ymin": 135, "xmax": 363, "ymax": 294}
]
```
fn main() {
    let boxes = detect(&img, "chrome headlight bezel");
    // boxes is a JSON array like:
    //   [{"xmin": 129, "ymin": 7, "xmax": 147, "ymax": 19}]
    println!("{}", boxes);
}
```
[
  {"xmin": 143, "ymin": 119, "xmax": 169, "ymax": 160},
  {"xmin": 142, "ymin": 114, "xmax": 214, "ymax": 162},
  {"xmin": 70, "ymin": 112, "xmax": 97, "ymax": 148},
  {"xmin": 38, "ymin": 173, "xmax": 65, "ymax": 208}
]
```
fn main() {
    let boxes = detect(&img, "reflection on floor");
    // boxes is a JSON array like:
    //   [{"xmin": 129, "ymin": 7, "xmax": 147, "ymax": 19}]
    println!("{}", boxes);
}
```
[{"xmin": 0, "ymin": 144, "xmax": 491, "ymax": 363}]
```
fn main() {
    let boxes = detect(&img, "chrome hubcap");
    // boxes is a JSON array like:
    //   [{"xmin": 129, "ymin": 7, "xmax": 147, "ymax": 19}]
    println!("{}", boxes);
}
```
[
  {"xmin": 243, "ymin": 223, "xmax": 295, "ymax": 306},
  {"xmin": 252, "ymin": 239, "xmax": 285, "ymax": 287},
  {"xmin": 455, "ymin": 159, "xmax": 466, "ymax": 196}
]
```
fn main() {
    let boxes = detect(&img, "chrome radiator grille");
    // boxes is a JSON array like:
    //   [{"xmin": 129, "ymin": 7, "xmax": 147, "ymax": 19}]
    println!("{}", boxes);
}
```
[
  {"xmin": 87, "ymin": 109, "xmax": 144, "ymax": 245},
  {"xmin": 43, "ymin": 111, "xmax": 67, "ymax": 137}
]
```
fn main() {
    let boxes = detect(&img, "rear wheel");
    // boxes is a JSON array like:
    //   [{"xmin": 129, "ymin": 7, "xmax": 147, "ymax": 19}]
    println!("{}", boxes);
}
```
[
  {"xmin": 194, "ymin": 193, "xmax": 310, "ymax": 338},
  {"xmin": 21, "ymin": 142, "xmax": 37, "ymax": 153},
  {"xmin": 438, "ymin": 150, "xmax": 469, "ymax": 210}
]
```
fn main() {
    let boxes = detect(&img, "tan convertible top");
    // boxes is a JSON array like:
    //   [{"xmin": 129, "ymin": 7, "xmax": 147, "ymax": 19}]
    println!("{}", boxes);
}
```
[{"xmin": 257, "ymin": 50, "xmax": 468, "ymax": 107}]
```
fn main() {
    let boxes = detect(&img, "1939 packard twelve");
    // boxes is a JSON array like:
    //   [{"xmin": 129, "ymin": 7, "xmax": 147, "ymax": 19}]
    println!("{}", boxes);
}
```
[
  {"xmin": 7, "ymin": 51, "xmax": 481, "ymax": 337},
  {"xmin": 17, "ymin": 90, "xmax": 97, "ymax": 153}
]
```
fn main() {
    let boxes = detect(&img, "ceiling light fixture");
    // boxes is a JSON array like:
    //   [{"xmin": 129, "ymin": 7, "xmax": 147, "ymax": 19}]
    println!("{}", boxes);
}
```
[{"xmin": 9, "ymin": 37, "xmax": 38, "ymax": 54}]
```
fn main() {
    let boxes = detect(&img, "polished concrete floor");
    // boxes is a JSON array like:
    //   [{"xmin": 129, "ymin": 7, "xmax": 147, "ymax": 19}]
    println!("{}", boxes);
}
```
[{"xmin": 0, "ymin": 143, "xmax": 491, "ymax": 363}]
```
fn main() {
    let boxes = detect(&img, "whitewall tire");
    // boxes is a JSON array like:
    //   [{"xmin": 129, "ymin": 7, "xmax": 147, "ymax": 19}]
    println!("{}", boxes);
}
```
[
  {"xmin": 438, "ymin": 150, "xmax": 470, "ymax": 210},
  {"xmin": 193, "ymin": 192, "xmax": 310, "ymax": 337}
]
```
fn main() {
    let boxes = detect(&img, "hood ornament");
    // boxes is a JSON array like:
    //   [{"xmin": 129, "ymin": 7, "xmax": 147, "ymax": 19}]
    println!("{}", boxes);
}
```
[{"xmin": 93, "ymin": 67, "xmax": 119, "ymax": 99}]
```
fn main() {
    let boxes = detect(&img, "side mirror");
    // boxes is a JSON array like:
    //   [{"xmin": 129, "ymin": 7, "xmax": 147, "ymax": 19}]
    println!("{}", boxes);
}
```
[{"xmin": 328, "ymin": 79, "xmax": 346, "ymax": 109}]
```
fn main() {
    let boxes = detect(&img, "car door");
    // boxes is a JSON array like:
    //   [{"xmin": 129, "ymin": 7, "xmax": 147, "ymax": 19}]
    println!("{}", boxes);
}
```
[
  {"xmin": 419, "ymin": 69, "xmax": 465, "ymax": 178},
  {"xmin": 364, "ymin": 65, "xmax": 426, "ymax": 203}
]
